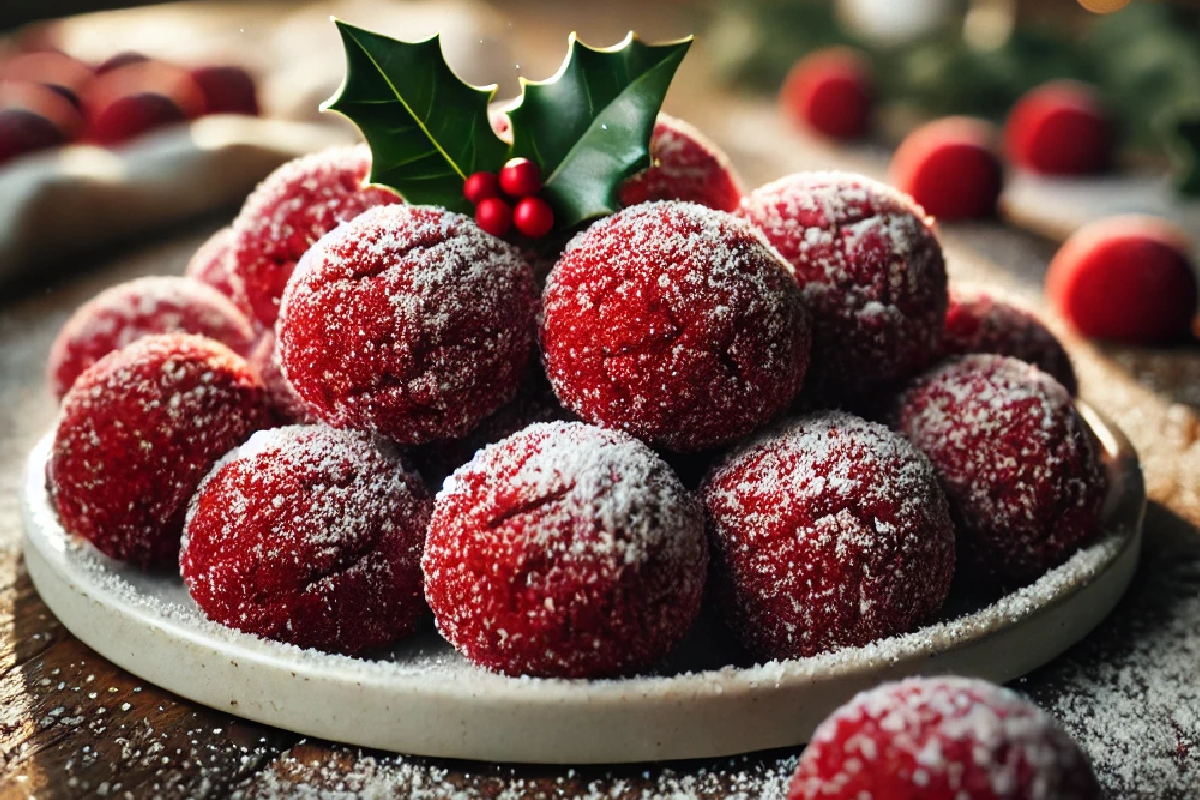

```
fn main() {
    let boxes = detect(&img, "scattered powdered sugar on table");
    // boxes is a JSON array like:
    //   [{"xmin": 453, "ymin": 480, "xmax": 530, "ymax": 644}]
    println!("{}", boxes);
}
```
[
  {"xmin": 1019, "ymin": 501, "xmax": 1200, "ymax": 797},
  {"xmin": 234, "ymin": 750, "xmax": 800, "ymax": 800}
]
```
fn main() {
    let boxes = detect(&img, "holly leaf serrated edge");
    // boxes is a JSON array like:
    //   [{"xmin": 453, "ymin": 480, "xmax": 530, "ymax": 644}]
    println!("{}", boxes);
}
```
[
  {"xmin": 323, "ymin": 20, "xmax": 509, "ymax": 213},
  {"xmin": 506, "ymin": 32, "xmax": 693, "ymax": 230}
]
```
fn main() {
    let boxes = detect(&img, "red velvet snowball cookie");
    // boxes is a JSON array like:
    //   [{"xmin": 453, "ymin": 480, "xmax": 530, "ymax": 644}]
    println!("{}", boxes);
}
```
[
  {"xmin": 789, "ymin": 677, "xmax": 1101, "ymax": 800},
  {"xmin": 738, "ymin": 172, "xmax": 948, "ymax": 401},
  {"xmin": 780, "ymin": 47, "xmax": 873, "ymax": 141},
  {"xmin": 1046, "ymin": 215, "xmax": 1198, "ymax": 344},
  {"xmin": 83, "ymin": 61, "xmax": 207, "ymax": 146},
  {"xmin": 542, "ymin": 201, "xmax": 811, "ymax": 452},
  {"xmin": 248, "ymin": 331, "xmax": 310, "ymax": 425},
  {"xmin": 0, "ymin": 51, "xmax": 92, "ymax": 111},
  {"xmin": 48, "ymin": 334, "xmax": 269, "ymax": 569},
  {"xmin": 230, "ymin": 144, "xmax": 401, "ymax": 327},
  {"xmin": 188, "ymin": 65, "xmax": 259, "ymax": 116},
  {"xmin": 0, "ymin": 82, "xmax": 83, "ymax": 166},
  {"xmin": 181, "ymin": 425, "xmax": 431, "ymax": 654},
  {"xmin": 943, "ymin": 288, "xmax": 1077, "ymax": 395},
  {"xmin": 278, "ymin": 204, "xmax": 537, "ymax": 445},
  {"xmin": 619, "ymin": 114, "xmax": 744, "ymax": 213},
  {"xmin": 701, "ymin": 411, "xmax": 954, "ymax": 660},
  {"xmin": 46, "ymin": 276, "xmax": 256, "ymax": 400},
  {"xmin": 1004, "ymin": 81, "xmax": 1111, "ymax": 176},
  {"xmin": 893, "ymin": 355, "xmax": 1106, "ymax": 587},
  {"xmin": 423, "ymin": 421, "xmax": 707, "ymax": 678},
  {"xmin": 890, "ymin": 116, "xmax": 1003, "ymax": 221},
  {"xmin": 184, "ymin": 226, "xmax": 250, "ymax": 315}
]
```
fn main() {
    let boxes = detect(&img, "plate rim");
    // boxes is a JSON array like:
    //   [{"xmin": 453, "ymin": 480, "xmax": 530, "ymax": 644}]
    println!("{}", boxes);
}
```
[{"xmin": 21, "ymin": 404, "xmax": 1146, "ymax": 762}]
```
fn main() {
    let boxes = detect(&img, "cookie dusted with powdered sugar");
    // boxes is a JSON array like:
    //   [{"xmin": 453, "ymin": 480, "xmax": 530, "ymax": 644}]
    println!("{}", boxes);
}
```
[
  {"xmin": 423, "ymin": 421, "xmax": 707, "ymax": 679},
  {"xmin": 541, "ymin": 201, "xmax": 811, "ymax": 452},
  {"xmin": 701, "ymin": 410, "xmax": 954, "ymax": 661},
  {"xmin": 789, "ymin": 677, "xmax": 1101, "ymax": 800}
]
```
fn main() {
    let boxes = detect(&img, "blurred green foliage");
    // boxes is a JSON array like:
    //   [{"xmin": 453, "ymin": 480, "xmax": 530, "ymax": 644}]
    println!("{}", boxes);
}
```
[{"xmin": 705, "ymin": 0, "xmax": 1200, "ymax": 166}]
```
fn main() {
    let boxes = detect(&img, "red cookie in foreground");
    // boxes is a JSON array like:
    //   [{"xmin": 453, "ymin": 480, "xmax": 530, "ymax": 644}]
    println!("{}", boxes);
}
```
[
  {"xmin": 789, "ymin": 677, "xmax": 1101, "ymax": 800},
  {"xmin": 893, "ymin": 355, "xmax": 1106, "ymax": 587},
  {"xmin": 738, "ymin": 172, "xmax": 948, "ymax": 401},
  {"xmin": 278, "ymin": 204, "xmax": 537, "ymax": 444},
  {"xmin": 890, "ymin": 116, "xmax": 1003, "ymax": 221},
  {"xmin": 542, "ymin": 201, "xmax": 811, "ymax": 452},
  {"xmin": 943, "ymin": 289, "xmax": 1077, "ymax": 395},
  {"xmin": 424, "ymin": 421, "xmax": 707, "ymax": 678},
  {"xmin": 181, "ymin": 425, "xmax": 431, "ymax": 654},
  {"xmin": 230, "ymin": 144, "xmax": 401, "ymax": 327},
  {"xmin": 701, "ymin": 410, "xmax": 954, "ymax": 660},
  {"xmin": 780, "ymin": 47, "xmax": 873, "ymax": 141},
  {"xmin": 248, "ymin": 331, "xmax": 310, "ymax": 425},
  {"xmin": 1045, "ymin": 215, "xmax": 1197, "ymax": 344},
  {"xmin": 49, "ymin": 334, "xmax": 269, "ymax": 569},
  {"xmin": 618, "ymin": 114, "xmax": 744, "ymax": 212},
  {"xmin": 1004, "ymin": 81, "xmax": 1111, "ymax": 176},
  {"xmin": 47, "ymin": 276, "xmax": 256, "ymax": 400}
]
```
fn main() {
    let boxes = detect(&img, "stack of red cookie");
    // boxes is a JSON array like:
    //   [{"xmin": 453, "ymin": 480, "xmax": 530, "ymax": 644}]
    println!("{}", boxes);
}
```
[
  {"xmin": 44, "ymin": 119, "xmax": 1105, "ymax": 681},
  {"xmin": 1, "ymin": 48, "xmax": 260, "ymax": 167}
]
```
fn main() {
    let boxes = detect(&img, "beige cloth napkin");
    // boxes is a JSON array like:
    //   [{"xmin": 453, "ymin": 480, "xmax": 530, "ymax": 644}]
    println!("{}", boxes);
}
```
[{"xmin": 0, "ymin": 116, "xmax": 352, "ymax": 284}]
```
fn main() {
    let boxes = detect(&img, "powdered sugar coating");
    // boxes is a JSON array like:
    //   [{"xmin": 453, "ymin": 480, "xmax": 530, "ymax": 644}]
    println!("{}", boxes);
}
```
[
  {"xmin": 618, "ymin": 114, "xmax": 744, "ymax": 212},
  {"xmin": 943, "ymin": 289, "xmax": 1077, "ymax": 395},
  {"xmin": 48, "ymin": 334, "xmax": 269, "ymax": 569},
  {"xmin": 46, "ymin": 276, "xmax": 256, "ymax": 400},
  {"xmin": 893, "ymin": 355, "xmax": 1106, "ymax": 587},
  {"xmin": 542, "ymin": 201, "xmax": 811, "ymax": 452},
  {"xmin": 737, "ymin": 171, "xmax": 948, "ymax": 401},
  {"xmin": 248, "ymin": 330, "xmax": 311, "ymax": 425},
  {"xmin": 789, "ymin": 676, "xmax": 1101, "ymax": 800},
  {"xmin": 702, "ymin": 410, "xmax": 954, "ymax": 660},
  {"xmin": 180, "ymin": 425, "xmax": 431, "ymax": 654},
  {"xmin": 277, "ymin": 204, "xmax": 537, "ymax": 445},
  {"xmin": 184, "ymin": 226, "xmax": 248, "ymax": 315},
  {"xmin": 423, "ymin": 421, "xmax": 707, "ymax": 678},
  {"xmin": 230, "ymin": 144, "xmax": 401, "ymax": 326}
]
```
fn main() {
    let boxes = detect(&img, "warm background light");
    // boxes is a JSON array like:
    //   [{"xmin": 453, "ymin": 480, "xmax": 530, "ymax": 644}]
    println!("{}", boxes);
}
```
[{"xmin": 1077, "ymin": 0, "xmax": 1132, "ymax": 13}]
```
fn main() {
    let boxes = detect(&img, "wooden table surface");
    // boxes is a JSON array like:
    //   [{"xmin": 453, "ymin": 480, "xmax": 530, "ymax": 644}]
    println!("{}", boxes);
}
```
[{"xmin": 1, "ymin": 2, "xmax": 1199, "ymax": 797}]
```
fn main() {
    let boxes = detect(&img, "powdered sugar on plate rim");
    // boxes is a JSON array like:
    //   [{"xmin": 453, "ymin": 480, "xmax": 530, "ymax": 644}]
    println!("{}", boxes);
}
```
[{"xmin": 19, "ymin": 403, "xmax": 1144, "ymax": 762}]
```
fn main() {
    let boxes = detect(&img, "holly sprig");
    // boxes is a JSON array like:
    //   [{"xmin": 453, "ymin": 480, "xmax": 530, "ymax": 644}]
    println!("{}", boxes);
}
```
[{"xmin": 323, "ymin": 20, "xmax": 692, "ymax": 237}]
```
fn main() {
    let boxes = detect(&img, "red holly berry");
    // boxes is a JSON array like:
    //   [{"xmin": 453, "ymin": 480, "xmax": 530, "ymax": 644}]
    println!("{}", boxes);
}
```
[
  {"xmin": 513, "ymin": 196, "xmax": 554, "ymax": 238},
  {"xmin": 475, "ymin": 196, "xmax": 513, "ymax": 237},
  {"xmin": 499, "ymin": 157, "xmax": 542, "ymax": 197},
  {"xmin": 1046, "ymin": 215, "xmax": 1197, "ymax": 344},
  {"xmin": 463, "ymin": 171, "xmax": 500, "ymax": 205}
]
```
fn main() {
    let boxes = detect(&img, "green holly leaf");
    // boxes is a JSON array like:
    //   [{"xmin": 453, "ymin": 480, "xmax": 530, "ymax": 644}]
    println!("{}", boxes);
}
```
[
  {"xmin": 323, "ymin": 20, "xmax": 509, "ymax": 213},
  {"xmin": 507, "ymin": 33, "xmax": 693, "ymax": 230},
  {"xmin": 1163, "ymin": 103, "xmax": 1200, "ymax": 198}
]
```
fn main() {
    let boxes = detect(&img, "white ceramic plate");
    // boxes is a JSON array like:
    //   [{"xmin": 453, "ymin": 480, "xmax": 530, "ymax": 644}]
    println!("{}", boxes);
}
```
[{"xmin": 21, "ymin": 406, "xmax": 1145, "ymax": 764}]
